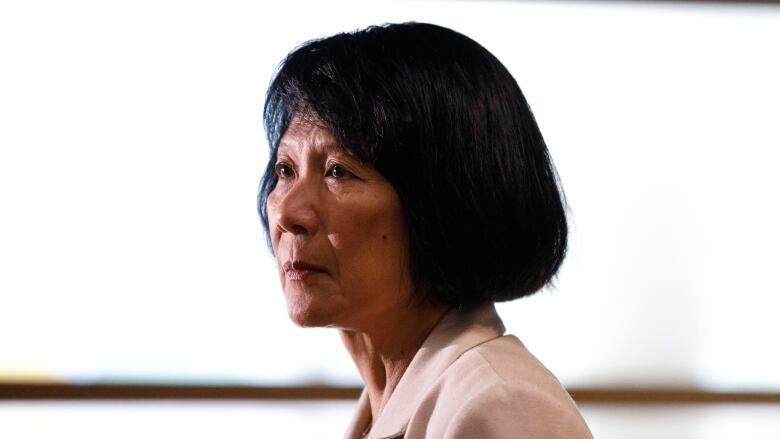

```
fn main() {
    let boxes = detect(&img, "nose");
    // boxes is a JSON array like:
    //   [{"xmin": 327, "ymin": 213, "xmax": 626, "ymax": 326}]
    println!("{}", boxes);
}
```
[{"xmin": 272, "ymin": 177, "xmax": 320, "ymax": 237}]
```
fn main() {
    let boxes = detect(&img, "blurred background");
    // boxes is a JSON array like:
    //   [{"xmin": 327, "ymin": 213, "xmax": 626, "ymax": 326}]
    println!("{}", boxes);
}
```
[{"xmin": 1, "ymin": 0, "xmax": 779, "ymax": 437}]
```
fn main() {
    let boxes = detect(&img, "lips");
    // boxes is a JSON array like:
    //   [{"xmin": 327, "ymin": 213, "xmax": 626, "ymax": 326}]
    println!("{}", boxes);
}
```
[{"xmin": 282, "ymin": 260, "xmax": 328, "ymax": 281}]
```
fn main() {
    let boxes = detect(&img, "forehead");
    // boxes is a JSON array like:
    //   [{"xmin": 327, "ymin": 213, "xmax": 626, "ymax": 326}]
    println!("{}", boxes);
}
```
[{"xmin": 278, "ymin": 117, "xmax": 339, "ymax": 154}]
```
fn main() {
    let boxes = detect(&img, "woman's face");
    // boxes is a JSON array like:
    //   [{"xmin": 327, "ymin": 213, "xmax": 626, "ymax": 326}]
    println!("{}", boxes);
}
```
[{"xmin": 266, "ymin": 116, "xmax": 413, "ymax": 329}]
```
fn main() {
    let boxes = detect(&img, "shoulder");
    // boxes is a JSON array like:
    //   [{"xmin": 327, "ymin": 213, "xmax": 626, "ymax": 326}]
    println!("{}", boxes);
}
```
[{"xmin": 413, "ymin": 335, "xmax": 593, "ymax": 439}]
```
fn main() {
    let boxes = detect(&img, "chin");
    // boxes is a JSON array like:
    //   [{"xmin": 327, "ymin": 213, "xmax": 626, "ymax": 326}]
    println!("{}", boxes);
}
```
[
  {"xmin": 284, "ymin": 292, "xmax": 337, "ymax": 328},
  {"xmin": 287, "ymin": 307, "xmax": 325, "ymax": 328}
]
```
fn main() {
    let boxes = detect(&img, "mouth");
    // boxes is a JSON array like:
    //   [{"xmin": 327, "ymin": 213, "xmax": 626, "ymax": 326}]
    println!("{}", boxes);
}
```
[{"xmin": 282, "ymin": 260, "xmax": 328, "ymax": 281}]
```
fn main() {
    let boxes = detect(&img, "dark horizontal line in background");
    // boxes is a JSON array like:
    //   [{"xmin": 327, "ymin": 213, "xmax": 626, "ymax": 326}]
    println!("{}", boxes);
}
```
[
  {"xmin": 0, "ymin": 384, "xmax": 360, "ymax": 400},
  {"xmin": 2, "ymin": 384, "xmax": 780, "ymax": 403}
]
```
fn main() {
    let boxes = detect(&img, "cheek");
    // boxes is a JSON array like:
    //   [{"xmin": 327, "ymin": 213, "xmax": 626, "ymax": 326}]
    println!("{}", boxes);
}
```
[
  {"xmin": 373, "ymin": 195, "xmax": 408, "ymax": 250},
  {"xmin": 331, "ymin": 201, "xmax": 409, "ymax": 276},
  {"xmin": 329, "ymin": 208, "xmax": 396, "ymax": 250},
  {"xmin": 266, "ymin": 194, "xmax": 281, "ymax": 249}
]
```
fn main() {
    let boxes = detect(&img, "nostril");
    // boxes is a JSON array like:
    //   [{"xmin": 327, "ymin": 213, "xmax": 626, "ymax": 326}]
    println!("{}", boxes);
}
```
[
  {"xmin": 290, "ymin": 224, "xmax": 309, "ymax": 235},
  {"xmin": 274, "ymin": 191, "xmax": 320, "ymax": 236}
]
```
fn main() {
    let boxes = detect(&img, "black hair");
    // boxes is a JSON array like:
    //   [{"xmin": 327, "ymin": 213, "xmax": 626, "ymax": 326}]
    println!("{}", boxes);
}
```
[{"xmin": 258, "ymin": 22, "xmax": 567, "ymax": 308}]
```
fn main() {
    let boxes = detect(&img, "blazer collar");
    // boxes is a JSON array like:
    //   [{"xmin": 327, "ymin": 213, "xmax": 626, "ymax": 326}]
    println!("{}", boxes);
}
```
[{"xmin": 344, "ymin": 302, "xmax": 506, "ymax": 439}]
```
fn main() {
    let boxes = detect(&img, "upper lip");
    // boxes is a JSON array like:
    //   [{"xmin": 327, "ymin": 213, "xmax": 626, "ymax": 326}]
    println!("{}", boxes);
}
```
[{"xmin": 283, "ymin": 260, "xmax": 328, "ymax": 273}]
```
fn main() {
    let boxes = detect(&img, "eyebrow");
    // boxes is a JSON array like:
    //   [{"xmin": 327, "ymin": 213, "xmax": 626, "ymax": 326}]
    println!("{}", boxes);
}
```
[
  {"xmin": 277, "ymin": 142, "xmax": 336, "ymax": 156},
  {"xmin": 277, "ymin": 140, "xmax": 358, "ymax": 159}
]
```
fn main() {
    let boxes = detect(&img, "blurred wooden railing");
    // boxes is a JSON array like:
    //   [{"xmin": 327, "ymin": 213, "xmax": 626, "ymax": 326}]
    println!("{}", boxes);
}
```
[{"xmin": 2, "ymin": 384, "xmax": 780, "ymax": 403}]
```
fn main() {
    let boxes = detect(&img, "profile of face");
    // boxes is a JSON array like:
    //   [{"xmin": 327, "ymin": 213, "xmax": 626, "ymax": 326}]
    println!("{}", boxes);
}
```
[{"xmin": 266, "ymin": 116, "xmax": 413, "ymax": 330}]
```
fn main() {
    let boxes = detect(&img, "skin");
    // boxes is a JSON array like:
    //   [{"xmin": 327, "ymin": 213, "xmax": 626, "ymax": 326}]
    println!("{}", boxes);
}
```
[{"xmin": 266, "ymin": 116, "xmax": 450, "ymax": 426}]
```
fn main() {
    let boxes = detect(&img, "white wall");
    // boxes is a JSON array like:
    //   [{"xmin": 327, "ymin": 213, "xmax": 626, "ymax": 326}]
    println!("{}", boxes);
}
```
[{"xmin": 1, "ymin": 0, "xmax": 778, "ymax": 391}]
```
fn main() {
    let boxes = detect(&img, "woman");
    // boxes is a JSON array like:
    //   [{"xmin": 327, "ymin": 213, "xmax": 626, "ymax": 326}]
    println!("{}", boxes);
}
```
[{"xmin": 258, "ymin": 22, "xmax": 592, "ymax": 438}]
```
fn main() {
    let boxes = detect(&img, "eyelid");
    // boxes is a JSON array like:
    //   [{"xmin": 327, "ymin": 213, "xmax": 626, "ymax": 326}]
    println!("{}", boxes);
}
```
[
  {"xmin": 274, "ymin": 160, "xmax": 295, "ymax": 178},
  {"xmin": 325, "ymin": 160, "xmax": 355, "ymax": 179}
]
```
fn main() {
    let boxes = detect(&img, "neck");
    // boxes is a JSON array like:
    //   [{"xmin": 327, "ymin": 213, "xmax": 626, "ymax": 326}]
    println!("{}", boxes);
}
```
[{"xmin": 339, "ymin": 301, "xmax": 450, "ymax": 423}]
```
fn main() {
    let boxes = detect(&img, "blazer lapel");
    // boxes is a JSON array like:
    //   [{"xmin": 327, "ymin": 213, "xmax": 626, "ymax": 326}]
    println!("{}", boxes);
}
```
[
  {"xmin": 343, "ymin": 389, "xmax": 372, "ymax": 439},
  {"xmin": 367, "ymin": 302, "xmax": 506, "ymax": 439}
]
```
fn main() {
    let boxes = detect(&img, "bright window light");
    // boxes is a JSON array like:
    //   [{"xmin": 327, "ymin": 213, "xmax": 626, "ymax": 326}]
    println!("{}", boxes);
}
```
[{"xmin": 1, "ymin": 0, "xmax": 778, "ymax": 391}]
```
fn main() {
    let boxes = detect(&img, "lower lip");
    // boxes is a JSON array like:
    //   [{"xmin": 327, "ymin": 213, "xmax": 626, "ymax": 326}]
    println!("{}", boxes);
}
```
[{"xmin": 285, "ymin": 269, "xmax": 326, "ymax": 281}]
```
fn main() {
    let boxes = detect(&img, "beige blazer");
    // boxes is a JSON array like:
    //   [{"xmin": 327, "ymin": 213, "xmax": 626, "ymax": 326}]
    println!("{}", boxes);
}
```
[{"xmin": 343, "ymin": 302, "xmax": 593, "ymax": 439}]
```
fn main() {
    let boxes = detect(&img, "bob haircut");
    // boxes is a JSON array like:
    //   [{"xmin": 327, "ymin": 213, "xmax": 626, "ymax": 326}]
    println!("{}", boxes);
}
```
[{"xmin": 258, "ymin": 22, "xmax": 567, "ymax": 308}]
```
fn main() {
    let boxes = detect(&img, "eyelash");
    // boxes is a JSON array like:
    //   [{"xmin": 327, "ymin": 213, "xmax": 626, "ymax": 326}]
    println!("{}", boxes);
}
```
[
  {"xmin": 273, "ymin": 161, "xmax": 354, "ymax": 180},
  {"xmin": 326, "ymin": 162, "xmax": 352, "ymax": 179},
  {"xmin": 274, "ymin": 162, "xmax": 294, "ymax": 179}
]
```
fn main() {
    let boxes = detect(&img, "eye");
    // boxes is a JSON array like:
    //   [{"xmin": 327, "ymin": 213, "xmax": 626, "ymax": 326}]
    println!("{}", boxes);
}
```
[
  {"xmin": 274, "ymin": 162, "xmax": 294, "ymax": 179},
  {"xmin": 326, "ymin": 163, "xmax": 353, "ymax": 180}
]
